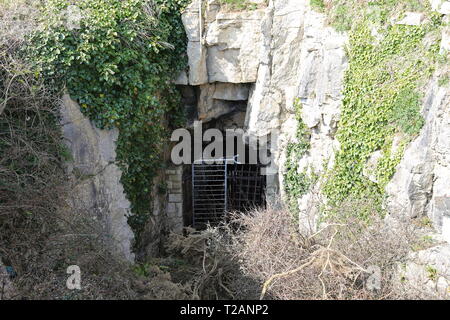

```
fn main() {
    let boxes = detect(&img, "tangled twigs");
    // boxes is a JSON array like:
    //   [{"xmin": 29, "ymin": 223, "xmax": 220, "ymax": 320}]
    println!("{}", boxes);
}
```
[
  {"xmin": 260, "ymin": 257, "xmax": 316, "ymax": 300},
  {"xmin": 260, "ymin": 224, "xmax": 374, "ymax": 300}
]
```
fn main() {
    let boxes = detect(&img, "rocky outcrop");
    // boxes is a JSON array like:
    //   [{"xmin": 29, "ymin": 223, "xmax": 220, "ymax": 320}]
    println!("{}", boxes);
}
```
[
  {"xmin": 386, "ymin": 4, "xmax": 450, "ymax": 243},
  {"xmin": 60, "ymin": 94, "xmax": 134, "ymax": 262},
  {"xmin": 386, "ymin": 76, "xmax": 450, "ymax": 242},
  {"xmin": 197, "ymin": 83, "xmax": 250, "ymax": 121},
  {"xmin": 177, "ymin": 0, "xmax": 450, "ymax": 298},
  {"xmin": 246, "ymin": 0, "xmax": 347, "ymax": 226},
  {"xmin": 178, "ymin": 0, "xmax": 266, "ymax": 124},
  {"xmin": 179, "ymin": 1, "xmax": 449, "ymax": 243},
  {"xmin": 179, "ymin": 0, "xmax": 347, "ymax": 225},
  {"xmin": 181, "ymin": 0, "xmax": 265, "ymax": 85},
  {"xmin": 397, "ymin": 242, "xmax": 450, "ymax": 299}
]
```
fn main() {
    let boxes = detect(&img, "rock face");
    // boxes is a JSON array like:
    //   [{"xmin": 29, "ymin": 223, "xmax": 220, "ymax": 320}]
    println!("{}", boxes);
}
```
[
  {"xmin": 181, "ymin": 0, "xmax": 265, "ymax": 85},
  {"xmin": 396, "ymin": 12, "xmax": 425, "ymax": 26},
  {"xmin": 397, "ymin": 242, "xmax": 450, "ymax": 298},
  {"xmin": 246, "ymin": 0, "xmax": 347, "ymax": 226},
  {"xmin": 60, "ymin": 94, "xmax": 135, "ymax": 262},
  {"xmin": 386, "ymin": 77, "xmax": 450, "ymax": 241},
  {"xmin": 431, "ymin": 0, "xmax": 450, "ymax": 14},
  {"xmin": 385, "ymin": 4, "xmax": 450, "ymax": 248},
  {"xmin": 180, "ymin": 0, "xmax": 449, "ymax": 242},
  {"xmin": 197, "ymin": 83, "xmax": 250, "ymax": 122},
  {"xmin": 177, "ymin": 0, "xmax": 450, "ymax": 298},
  {"xmin": 180, "ymin": 0, "xmax": 347, "ymax": 198},
  {"xmin": 179, "ymin": 0, "xmax": 347, "ymax": 229}
]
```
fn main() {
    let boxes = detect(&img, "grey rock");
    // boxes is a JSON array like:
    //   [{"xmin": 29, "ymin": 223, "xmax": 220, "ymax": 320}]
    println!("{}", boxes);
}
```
[
  {"xmin": 386, "ymin": 78, "xmax": 450, "ymax": 241},
  {"xmin": 441, "ymin": 2, "xmax": 450, "ymax": 14},
  {"xmin": 182, "ymin": 1, "xmax": 265, "ymax": 85},
  {"xmin": 212, "ymin": 83, "xmax": 250, "ymax": 101},
  {"xmin": 363, "ymin": 150, "xmax": 383, "ymax": 183},
  {"xmin": 396, "ymin": 12, "xmax": 426, "ymax": 26},
  {"xmin": 396, "ymin": 243, "xmax": 450, "ymax": 298},
  {"xmin": 60, "ymin": 94, "xmax": 135, "ymax": 262}
]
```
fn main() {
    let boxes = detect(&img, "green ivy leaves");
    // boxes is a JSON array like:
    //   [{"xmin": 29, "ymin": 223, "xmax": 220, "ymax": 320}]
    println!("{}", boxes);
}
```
[
  {"xmin": 323, "ymin": 4, "xmax": 443, "ymax": 212},
  {"xmin": 28, "ymin": 0, "xmax": 190, "ymax": 242},
  {"xmin": 283, "ymin": 99, "xmax": 316, "ymax": 222}
]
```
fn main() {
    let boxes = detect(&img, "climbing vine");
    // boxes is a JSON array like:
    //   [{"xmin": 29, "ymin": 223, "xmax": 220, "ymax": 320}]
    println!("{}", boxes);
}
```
[
  {"xmin": 283, "ymin": 99, "xmax": 316, "ymax": 222},
  {"xmin": 27, "ymin": 0, "xmax": 190, "ymax": 240},
  {"xmin": 321, "ymin": 1, "xmax": 444, "ymax": 214}
]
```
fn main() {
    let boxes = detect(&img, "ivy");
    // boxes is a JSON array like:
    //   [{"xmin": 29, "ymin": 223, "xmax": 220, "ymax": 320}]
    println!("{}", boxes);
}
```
[
  {"xmin": 27, "ymin": 0, "xmax": 190, "ymax": 242},
  {"xmin": 322, "ymin": 1, "xmax": 443, "ymax": 214},
  {"xmin": 219, "ymin": 0, "xmax": 261, "ymax": 10},
  {"xmin": 283, "ymin": 99, "xmax": 316, "ymax": 222},
  {"xmin": 310, "ymin": 0, "xmax": 325, "ymax": 13}
]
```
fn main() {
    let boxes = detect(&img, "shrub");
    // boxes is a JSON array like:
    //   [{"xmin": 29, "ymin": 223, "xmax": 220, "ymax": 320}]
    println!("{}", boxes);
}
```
[
  {"xmin": 391, "ymin": 88, "xmax": 424, "ymax": 135},
  {"xmin": 27, "ymin": 0, "xmax": 190, "ymax": 242},
  {"xmin": 0, "ymin": 0, "xmax": 162, "ymax": 300}
]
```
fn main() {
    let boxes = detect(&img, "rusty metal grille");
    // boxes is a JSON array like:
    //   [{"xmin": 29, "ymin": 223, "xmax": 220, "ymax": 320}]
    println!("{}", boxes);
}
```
[{"xmin": 192, "ymin": 158, "xmax": 265, "ymax": 228}]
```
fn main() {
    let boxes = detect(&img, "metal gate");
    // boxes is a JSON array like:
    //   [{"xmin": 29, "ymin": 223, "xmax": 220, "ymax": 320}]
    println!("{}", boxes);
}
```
[{"xmin": 192, "ymin": 158, "xmax": 265, "ymax": 228}]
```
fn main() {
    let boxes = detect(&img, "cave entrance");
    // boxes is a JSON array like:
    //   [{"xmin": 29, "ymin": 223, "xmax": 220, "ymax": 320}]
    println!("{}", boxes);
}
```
[
  {"xmin": 176, "ymin": 86, "xmax": 271, "ymax": 230},
  {"xmin": 190, "ymin": 157, "xmax": 266, "ymax": 229}
]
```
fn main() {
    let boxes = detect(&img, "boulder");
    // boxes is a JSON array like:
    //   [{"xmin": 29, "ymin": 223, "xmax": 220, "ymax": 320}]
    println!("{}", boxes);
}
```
[
  {"xmin": 182, "ymin": 1, "xmax": 265, "ymax": 85},
  {"xmin": 397, "ymin": 243, "xmax": 450, "ymax": 298},
  {"xmin": 440, "ymin": 2, "xmax": 450, "ymax": 14}
]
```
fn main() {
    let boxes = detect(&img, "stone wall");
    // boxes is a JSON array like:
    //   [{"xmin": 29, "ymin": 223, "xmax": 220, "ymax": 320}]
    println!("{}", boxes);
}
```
[{"xmin": 165, "ymin": 166, "xmax": 184, "ymax": 233}]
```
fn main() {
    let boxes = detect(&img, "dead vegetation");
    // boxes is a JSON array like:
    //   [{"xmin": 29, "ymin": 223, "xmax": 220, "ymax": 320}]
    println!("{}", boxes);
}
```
[
  {"xmin": 0, "ymin": 0, "xmax": 195, "ymax": 300},
  {"xmin": 0, "ymin": 0, "xmax": 440, "ymax": 301},
  {"xmin": 0, "ymin": 0, "xmax": 138, "ymax": 300},
  {"xmin": 161, "ymin": 203, "xmax": 428, "ymax": 300}
]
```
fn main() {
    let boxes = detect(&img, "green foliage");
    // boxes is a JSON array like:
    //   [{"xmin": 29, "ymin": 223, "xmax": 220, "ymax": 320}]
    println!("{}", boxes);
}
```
[
  {"xmin": 310, "ymin": 0, "xmax": 325, "ymax": 12},
  {"xmin": 219, "ymin": 0, "xmax": 259, "ymax": 10},
  {"xmin": 375, "ymin": 137, "xmax": 407, "ymax": 188},
  {"xmin": 27, "ymin": 0, "xmax": 189, "ymax": 241},
  {"xmin": 438, "ymin": 74, "xmax": 449, "ymax": 87},
  {"xmin": 426, "ymin": 265, "xmax": 438, "ymax": 281},
  {"xmin": 322, "ymin": 2, "xmax": 443, "ymax": 213},
  {"xmin": 326, "ymin": 0, "xmax": 429, "ymax": 32},
  {"xmin": 391, "ymin": 88, "xmax": 424, "ymax": 135},
  {"xmin": 283, "ymin": 99, "xmax": 316, "ymax": 221}
]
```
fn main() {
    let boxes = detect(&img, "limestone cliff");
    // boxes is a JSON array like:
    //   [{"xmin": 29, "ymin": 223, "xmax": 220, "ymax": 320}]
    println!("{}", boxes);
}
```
[{"xmin": 178, "ymin": 0, "xmax": 348, "ymax": 227}]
